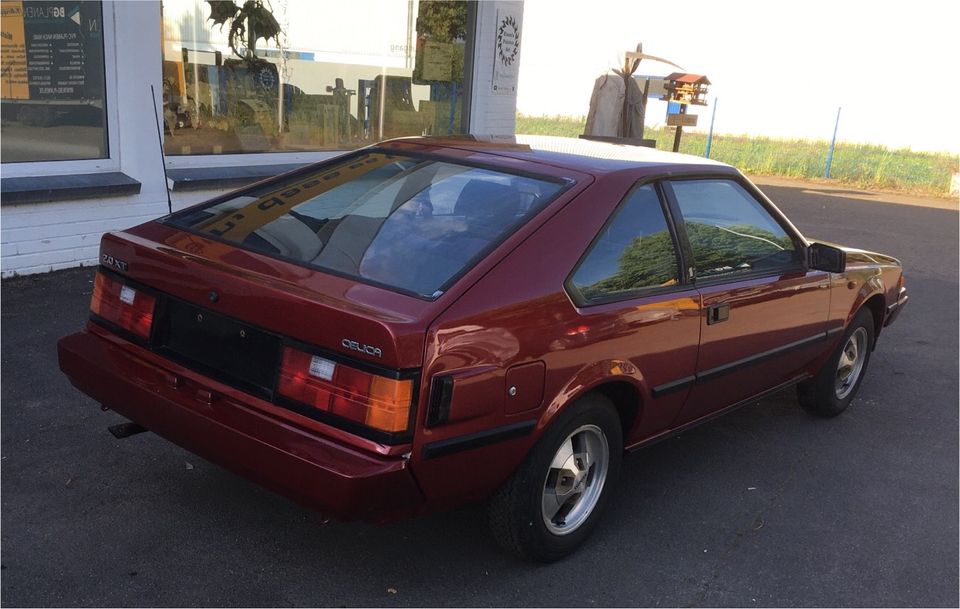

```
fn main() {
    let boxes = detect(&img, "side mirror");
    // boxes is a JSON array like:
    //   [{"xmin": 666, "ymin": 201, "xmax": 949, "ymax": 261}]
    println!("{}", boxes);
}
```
[{"xmin": 808, "ymin": 242, "xmax": 846, "ymax": 273}]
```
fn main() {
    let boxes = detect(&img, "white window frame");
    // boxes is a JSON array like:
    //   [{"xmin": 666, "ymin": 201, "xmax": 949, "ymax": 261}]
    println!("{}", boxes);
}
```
[{"xmin": 1, "ymin": 0, "xmax": 122, "ymax": 178}]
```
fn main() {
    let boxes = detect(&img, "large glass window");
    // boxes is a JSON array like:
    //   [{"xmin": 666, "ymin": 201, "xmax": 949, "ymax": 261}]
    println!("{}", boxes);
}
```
[
  {"xmin": 569, "ymin": 184, "xmax": 680, "ymax": 302},
  {"xmin": 167, "ymin": 152, "xmax": 563, "ymax": 297},
  {"xmin": 0, "ymin": 0, "xmax": 108, "ymax": 162},
  {"xmin": 160, "ymin": 0, "xmax": 470, "ymax": 156},
  {"xmin": 671, "ymin": 179, "xmax": 799, "ymax": 279}
]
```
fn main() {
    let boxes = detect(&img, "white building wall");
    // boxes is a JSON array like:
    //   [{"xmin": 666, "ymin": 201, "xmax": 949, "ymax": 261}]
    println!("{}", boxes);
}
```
[
  {"xmin": 1, "ymin": 1, "xmax": 169, "ymax": 277},
  {"xmin": 469, "ymin": 0, "xmax": 523, "ymax": 136},
  {"xmin": 0, "ymin": 0, "xmax": 525, "ymax": 278}
]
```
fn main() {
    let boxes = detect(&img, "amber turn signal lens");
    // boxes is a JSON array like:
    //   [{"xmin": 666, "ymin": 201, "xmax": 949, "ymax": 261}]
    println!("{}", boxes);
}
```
[
  {"xmin": 277, "ymin": 346, "xmax": 413, "ymax": 434},
  {"xmin": 367, "ymin": 376, "xmax": 414, "ymax": 433}
]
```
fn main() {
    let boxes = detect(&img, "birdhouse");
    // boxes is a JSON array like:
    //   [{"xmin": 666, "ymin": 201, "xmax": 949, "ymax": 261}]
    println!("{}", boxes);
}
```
[{"xmin": 662, "ymin": 73, "xmax": 710, "ymax": 106}]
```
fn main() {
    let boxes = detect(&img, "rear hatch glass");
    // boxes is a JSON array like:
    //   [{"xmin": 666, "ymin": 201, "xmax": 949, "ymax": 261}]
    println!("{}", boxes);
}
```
[{"xmin": 166, "ymin": 151, "xmax": 566, "ymax": 298}]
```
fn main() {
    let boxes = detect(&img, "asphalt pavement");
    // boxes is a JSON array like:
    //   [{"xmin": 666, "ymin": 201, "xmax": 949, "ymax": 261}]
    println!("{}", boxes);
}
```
[{"xmin": 2, "ymin": 178, "xmax": 957, "ymax": 607}]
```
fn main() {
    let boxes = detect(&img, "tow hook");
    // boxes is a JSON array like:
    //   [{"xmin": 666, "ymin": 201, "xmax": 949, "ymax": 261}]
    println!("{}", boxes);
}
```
[{"xmin": 108, "ymin": 422, "xmax": 149, "ymax": 439}]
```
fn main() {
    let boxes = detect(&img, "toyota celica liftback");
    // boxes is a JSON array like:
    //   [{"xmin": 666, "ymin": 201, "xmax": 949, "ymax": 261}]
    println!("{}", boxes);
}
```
[{"xmin": 58, "ymin": 135, "xmax": 907, "ymax": 561}]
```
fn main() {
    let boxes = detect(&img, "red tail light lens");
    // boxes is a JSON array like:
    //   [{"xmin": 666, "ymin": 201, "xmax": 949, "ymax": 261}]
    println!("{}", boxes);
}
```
[
  {"xmin": 90, "ymin": 272, "xmax": 156, "ymax": 339},
  {"xmin": 277, "ymin": 347, "xmax": 413, "ymax": 434}
]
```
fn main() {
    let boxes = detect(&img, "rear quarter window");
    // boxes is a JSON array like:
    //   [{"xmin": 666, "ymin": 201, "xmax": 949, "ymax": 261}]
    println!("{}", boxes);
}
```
[{"xmin": 569, "ymin": 183, "xmax": 681, "ymax": 303}]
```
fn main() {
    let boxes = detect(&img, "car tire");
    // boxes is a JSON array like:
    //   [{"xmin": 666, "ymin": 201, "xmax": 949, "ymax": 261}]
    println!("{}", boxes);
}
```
[
  {"xmin": 797, "ymin": 308, "xmax": 875, "ymax": 417},
  {"xmin": 487, "ymin": 393, "xmax": 622, "ymax": 562}
]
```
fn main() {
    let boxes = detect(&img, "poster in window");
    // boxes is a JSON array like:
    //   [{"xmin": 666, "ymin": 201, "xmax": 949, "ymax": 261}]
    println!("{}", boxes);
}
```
[
  {"xmin": 0, "ymin": 1, "xmax": 28, "ymax": 99},
  {"xmin": 491, "ymin": 7, "xmax": 520, "ymax": 95},
  {"xmin": 1, "ymin": 1, "xmax": 104, "ymax": 102},
  {"xmin": 420, "ymin": 41, "xmax": 454, "ymax": 82}
]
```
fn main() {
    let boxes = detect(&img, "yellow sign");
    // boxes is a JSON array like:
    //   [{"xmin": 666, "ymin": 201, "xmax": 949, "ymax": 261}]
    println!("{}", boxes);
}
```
[
  {"xmin": 198, "ymin": 153, "xmax": 397, "ymax": 242},
  {"xmin": 0, "ymin": 0, "xmax": 28, "ymax": 100}
]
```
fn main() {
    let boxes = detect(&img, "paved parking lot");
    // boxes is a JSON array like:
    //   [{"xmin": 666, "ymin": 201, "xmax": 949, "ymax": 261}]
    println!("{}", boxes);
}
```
[{"xmin": 2, "ymin": 178, "xmax": 957, "ymax": 607}]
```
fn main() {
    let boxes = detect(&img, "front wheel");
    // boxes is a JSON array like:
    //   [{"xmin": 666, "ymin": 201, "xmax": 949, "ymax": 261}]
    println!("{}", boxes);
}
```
[
  {"xmin": 798, "ymin": 308, "xmax": 875, "ymax": 417},
  {"xmin": 487, "ymin": 393, "xmax": 622, "ymax": 562}
]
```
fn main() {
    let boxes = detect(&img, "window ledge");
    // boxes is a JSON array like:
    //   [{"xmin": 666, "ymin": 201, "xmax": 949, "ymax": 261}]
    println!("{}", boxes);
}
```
[
  {"xmin": 166, "ymin": 163, "xmax": 308, "ymax": 192},
  {"xmin": 1, "ymin": 172, "xmax": 141, "ymax": 206}
]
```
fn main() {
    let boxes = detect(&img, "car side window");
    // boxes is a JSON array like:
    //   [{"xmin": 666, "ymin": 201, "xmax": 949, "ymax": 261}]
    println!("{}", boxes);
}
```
[
  {"xmin": 570, "ymin": 184, "xmax": 680, "ymax": 302},
  {"xmin": 670, "ymin": 179, "xmax": 799, "ymax": 280}
]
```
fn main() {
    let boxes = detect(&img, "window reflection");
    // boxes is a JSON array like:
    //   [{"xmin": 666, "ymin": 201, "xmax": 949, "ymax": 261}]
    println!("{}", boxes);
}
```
[
  {"xmin": 671, "ymin": 180, "xmax": 798, "ymax": 279},
  {"xmin": 571, "ymin": 184, "xmax": 681, "ymax": 301},
  {"xmin": 160, "ymin": 0, "xmax": 469, "ymax": 156},
  {"xmin": 0, "ymin": 0, "xmax": 108, "ymax": 162},
  {"xmin": 168, "ymin": 153, "xmax": 563, "ymax": 297}
]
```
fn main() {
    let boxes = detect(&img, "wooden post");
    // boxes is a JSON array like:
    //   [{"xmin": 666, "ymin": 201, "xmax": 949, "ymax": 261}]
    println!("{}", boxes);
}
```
[
  {"xmin": 672, "ymin": 105, "xmax": 686, "ymax": 152},
  {"xmin": 638, "ymin": 79, "xmax": 649, "ymax": 139}
]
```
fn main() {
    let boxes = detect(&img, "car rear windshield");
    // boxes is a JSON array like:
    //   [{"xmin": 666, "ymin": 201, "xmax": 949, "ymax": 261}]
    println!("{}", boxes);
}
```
[{"xmin": 167, "ymin": 151, "xmax": 565, "ymax": 298}]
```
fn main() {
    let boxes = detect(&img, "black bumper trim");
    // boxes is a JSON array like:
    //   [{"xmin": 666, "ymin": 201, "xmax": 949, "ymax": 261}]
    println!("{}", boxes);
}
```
[{"xmin": 422, "ymin": 420, "xmax": 536, "ymax": 460}]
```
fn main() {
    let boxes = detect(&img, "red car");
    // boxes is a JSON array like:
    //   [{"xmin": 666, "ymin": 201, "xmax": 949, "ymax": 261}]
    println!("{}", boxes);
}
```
[{"xmin": 58, "ymin": 136, "xmax": 907, "ymax": 561}]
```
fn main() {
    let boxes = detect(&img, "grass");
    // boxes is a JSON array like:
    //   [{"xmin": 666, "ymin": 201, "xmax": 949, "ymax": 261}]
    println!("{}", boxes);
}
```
[{"xmin": 516, "ymin": 114, "xmax": 959, "ymax": 197}]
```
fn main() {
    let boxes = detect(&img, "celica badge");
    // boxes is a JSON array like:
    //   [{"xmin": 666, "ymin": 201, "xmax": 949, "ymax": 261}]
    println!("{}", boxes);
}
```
[{"xmin": 341, "ymin": 338, "xmax": 383, "ymax": 358}]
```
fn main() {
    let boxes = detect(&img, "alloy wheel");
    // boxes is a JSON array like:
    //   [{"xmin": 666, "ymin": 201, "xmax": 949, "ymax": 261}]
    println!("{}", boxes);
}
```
[
  {"xmin": 541, "ymin": 424, "xmax": 610, "ymax": 535},
  {"xmin": 835, "ymin": 327, "xmax": 868, "ymax": 400}
]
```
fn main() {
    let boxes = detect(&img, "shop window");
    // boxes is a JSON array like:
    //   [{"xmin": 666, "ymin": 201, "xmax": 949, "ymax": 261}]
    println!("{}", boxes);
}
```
[
  {"xmin": 160, "ymin": 0, "xmax": 471, "ymax": 156},
  {"xmin": 0, "ymin": 0, "xmax": 109, "ymax": 162}
]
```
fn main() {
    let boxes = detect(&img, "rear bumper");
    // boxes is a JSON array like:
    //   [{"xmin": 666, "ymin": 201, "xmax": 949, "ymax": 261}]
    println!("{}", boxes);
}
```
[
  {"xmin": 884, "ymin": 287, "xmax": 908, "ymax": 327},
  {"xmin": 57, "ymin": 330, "xmax": 424, "ymax": 523}
]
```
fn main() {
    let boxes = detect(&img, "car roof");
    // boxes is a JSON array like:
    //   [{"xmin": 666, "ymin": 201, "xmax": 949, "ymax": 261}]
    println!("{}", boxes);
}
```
[{"xmin": 380, "ymin": 134, "xmax": 732, "ymax": 175}]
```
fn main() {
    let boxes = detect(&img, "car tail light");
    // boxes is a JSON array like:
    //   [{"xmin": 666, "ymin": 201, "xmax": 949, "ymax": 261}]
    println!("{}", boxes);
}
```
[
  {"xmin": 90, "ymin": 272, "xmax": 156, "ymax": 339},
  {"xmin": 277, "ymin": 347, "xmax": 413, "ymax": 434}
]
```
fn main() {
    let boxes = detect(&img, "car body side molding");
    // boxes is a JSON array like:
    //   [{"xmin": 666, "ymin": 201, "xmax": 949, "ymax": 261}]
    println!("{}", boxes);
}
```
[{"xmin": 651, "ymin": 328, "xmax": 844, "ymax": 397}]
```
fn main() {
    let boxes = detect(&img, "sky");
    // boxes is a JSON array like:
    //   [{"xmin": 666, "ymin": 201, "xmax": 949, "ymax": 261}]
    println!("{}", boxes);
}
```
[{"xmin": 516, "ymin": 0, "xmax": 960, "ymax": 154}]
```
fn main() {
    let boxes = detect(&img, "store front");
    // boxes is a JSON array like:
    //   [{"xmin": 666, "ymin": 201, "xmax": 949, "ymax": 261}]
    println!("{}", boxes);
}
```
[{"xmin": 0, "ymin": 0, "xmax": 523, "ymax": 277}]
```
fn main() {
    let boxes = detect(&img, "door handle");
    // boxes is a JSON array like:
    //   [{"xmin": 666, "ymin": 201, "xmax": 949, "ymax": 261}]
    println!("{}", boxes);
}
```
[{"xmin": 707, "ymin": 303, "xmax": 730, "ymax": 325}]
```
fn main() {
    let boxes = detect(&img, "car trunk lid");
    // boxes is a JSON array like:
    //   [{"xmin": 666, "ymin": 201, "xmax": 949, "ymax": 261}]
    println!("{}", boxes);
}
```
[{"xmin": 100, "ymin": 226, "xmax": 431, "ymax": 373}]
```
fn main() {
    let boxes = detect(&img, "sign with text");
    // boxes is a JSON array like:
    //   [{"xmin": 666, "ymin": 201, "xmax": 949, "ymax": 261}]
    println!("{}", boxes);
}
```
[
  {"xmin": 667, "ymin": 114, "xmax": 698, "ymax": 127},
  {"xmin": 0, "ymin": 0, "xmax": 103, "ymax": 101},
  {"xmin": 420, "ymin": 41, "xmax": 454, "ymax": 82},
  {"xmin": 492, "ymin": 7, "xmax": 520, "ymax": 95}
]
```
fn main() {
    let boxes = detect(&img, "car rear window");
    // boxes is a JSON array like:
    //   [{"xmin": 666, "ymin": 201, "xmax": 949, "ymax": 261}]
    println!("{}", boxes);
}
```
[{"xmin": 167, "ymin": 152, "xmax": 565, "ymax": 298}]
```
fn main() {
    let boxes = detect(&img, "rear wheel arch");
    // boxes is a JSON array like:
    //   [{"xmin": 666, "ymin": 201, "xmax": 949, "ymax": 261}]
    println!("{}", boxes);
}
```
[
  {"xmin": 591, "ymin": 381, "xmax": 642, "ymax": 441},
  {"xmin": 537, "ymin": 369, "xmax": 645, "ymax": 448}
]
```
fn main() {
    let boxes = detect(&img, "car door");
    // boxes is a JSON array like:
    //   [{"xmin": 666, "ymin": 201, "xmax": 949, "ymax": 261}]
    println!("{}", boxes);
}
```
[
  {"xmin": 663, "ymin": 177, "xmax": 831, "ymax": 425},
  {"xmin": 565, "ymin": 182, "xmax": 701, "ymax": 441}
]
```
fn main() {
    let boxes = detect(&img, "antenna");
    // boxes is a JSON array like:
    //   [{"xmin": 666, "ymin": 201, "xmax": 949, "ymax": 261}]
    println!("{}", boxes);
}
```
[{"xmin": 150, "ymin": 84, "xmax": 174, "ymax": 215}]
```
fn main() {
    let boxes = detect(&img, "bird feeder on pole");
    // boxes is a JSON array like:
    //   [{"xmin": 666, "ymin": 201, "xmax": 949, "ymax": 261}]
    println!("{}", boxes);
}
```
[{"xmin": 662, "ymin": 73, "xmax": 710, "ymax": 152}]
